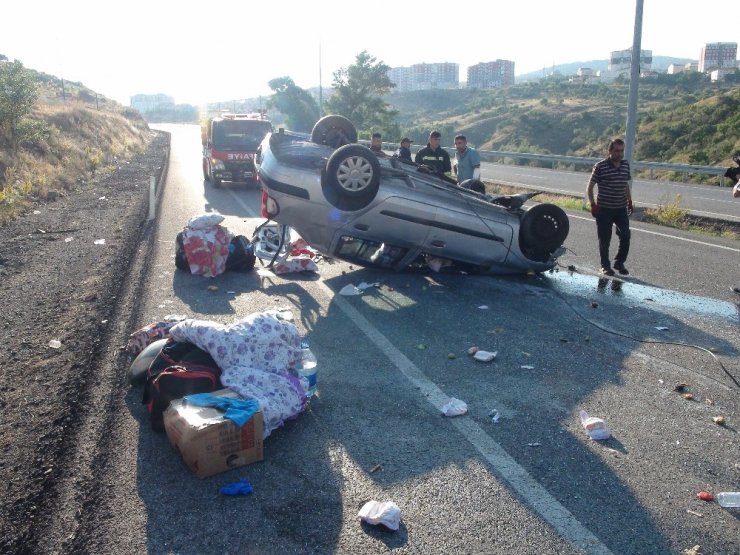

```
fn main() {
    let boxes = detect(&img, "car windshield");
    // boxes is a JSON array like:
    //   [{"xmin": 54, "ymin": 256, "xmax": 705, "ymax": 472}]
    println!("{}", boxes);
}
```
[{"xmin": 212, "ymin": 120, "xmax": 272, "ymax": 149}]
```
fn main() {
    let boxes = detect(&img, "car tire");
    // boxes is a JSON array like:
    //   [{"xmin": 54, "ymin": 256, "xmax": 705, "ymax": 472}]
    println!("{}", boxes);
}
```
[
  {"xmin": 202, "ymin": 159, "xmax": 209, "ymax": 180},
  {"xmin": 212, "ymin": 176, "xmax": 221, "ymax": 188},
  {"xmin": 324, "ymin": 144, "xmax": 381, "ymax": 205},
  {"xmin": 311, "ymin": 115, "xmax": 358, "ymax": 148},
  {"xmin": 519, "ymin": 203, "xmax": 569, "ymax": 252}
]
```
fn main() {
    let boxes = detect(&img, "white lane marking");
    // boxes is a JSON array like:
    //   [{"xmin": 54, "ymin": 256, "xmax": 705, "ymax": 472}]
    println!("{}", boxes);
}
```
[
  {"xmin": 570, "ymin": 214, "xmax": 740, "ymax": 252},
  {"xmin": 236, "ymin": 180, "xmax": 718, "ymax": 553},
  {"xmin": 490, "ymin": 177, "xmax": 740, "ymax": 221},
  {"xmin": 634, "ymin": 200, "xmax": 740, "ymax": 221},
  {"xmin": 227, "ymin": 189, "xmax": 259, "ymax": 217},
  {"xmin": 316, "ymin": 280, "xmax": 613, "ymax": 555}
]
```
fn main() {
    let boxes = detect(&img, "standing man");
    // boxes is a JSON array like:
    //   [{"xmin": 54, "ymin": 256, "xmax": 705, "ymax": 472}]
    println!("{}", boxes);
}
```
[
  {"xmin": 586, "ymin": 138, "xmax": 633, "ymax": 276},
  {"xmin": 370, "ymin": 132, "xmax": 383, "ymax": 154},
  {"xmin": 453, "ymin": 135, "xmax": 481, "ymax": 184},
  {"xmin": 414, "ymin": 131, "xmax": 452, "ymax": 177},
  {"xmin": 395, "ymin": 137, "xmax": 413, "ymax": 161},
  {"xmin": 724, "ymin": 153, "xmax": 740, "ymax": 198},
  {"xmin": 726, "ymin": 155, "xmax": 740, "ymax": 293}
]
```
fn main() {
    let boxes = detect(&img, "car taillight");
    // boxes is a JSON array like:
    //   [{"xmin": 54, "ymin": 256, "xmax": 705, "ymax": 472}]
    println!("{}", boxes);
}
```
[{"xmin": 261, "ymin": 189, "xmax": 279, "ymax": 218}]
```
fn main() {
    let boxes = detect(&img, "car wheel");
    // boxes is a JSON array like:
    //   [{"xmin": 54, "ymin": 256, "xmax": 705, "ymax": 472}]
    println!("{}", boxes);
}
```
[
  {"xmin": 311, "ymin": 115, "xmax": 358, "ymax": 148},
  {"xmin": 212, "ymin": 176, "xmax": 221, "ymax": 187},
  {"xmin": 519, "ymin": 203, "xmax": 569, "ymax": 252},
  {"xmin": 202, "ymin": 159, "xmax": 208, "ymax": 180},
  {"xmin": 324, "ymin": 144, "xmax": 381, "ymax": 202}
]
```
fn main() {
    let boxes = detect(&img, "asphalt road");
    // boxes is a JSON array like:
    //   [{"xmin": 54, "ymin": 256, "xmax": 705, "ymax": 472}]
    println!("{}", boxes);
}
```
[
  {"xmin": 480, "ymin": 163, "xmax": 740, "ymax": 223},
  {"xmin": 87, "ymin": 124, "xmax": 738, "ymax": 555}
]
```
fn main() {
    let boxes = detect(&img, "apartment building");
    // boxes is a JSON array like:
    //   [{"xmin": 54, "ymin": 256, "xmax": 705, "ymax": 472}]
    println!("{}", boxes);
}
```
[
  {"xmin": 608, "ymin": 48, "xmax": 653, "ymax": 72},
  {"xmin": 388, "ymin": 62, "xmax": 459, "ymax": 91},
  {"xmin": 467, "ymin": 59, "xmax": 515, "ymax": 89},
  {"xmin": 699, "ymin": 42, "xmax": 738, "ymax": 72},
  {"xmin": 388, "ymin": 67, "xmax": 413, "ymax": 92}
]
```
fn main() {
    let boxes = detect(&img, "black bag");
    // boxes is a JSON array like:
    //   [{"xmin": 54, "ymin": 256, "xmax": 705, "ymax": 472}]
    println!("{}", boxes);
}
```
[
  {"xmin": 225, "ymin": 235, "xmax": 256, "ymax": 272},
  {"xmin": 144, "ymin": 366, "xmax": 222, "ymax": 432},
  {"xmin": 142, "ymin": 339, "xmax": 222, "ymax": 432},
  {"xmin": 145, "ymin": 338, "xmax": 220, "ymax": 381},
  {"xmin": 175, "ymin": 232, "xmax": 188, "ymax": 271},
  {"xmin": 175, "ymin": 232, "xmax": 255, "ymax": 272}
]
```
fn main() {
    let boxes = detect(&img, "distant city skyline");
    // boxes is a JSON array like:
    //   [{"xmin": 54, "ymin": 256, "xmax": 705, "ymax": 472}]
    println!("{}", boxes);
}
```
[{"xmin": 1, "ymin": 0, "xmax": 737, "ymax": 106}]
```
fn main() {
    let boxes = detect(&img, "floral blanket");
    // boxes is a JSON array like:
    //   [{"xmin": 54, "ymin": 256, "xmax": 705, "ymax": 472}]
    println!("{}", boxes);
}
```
[
  {"xmin": 182, "ymin": 213, "xmax": 232, "ymax": 277},
  {"xmin": 169, "ymin": 311, "xmax": 306, "ymax": 438}
]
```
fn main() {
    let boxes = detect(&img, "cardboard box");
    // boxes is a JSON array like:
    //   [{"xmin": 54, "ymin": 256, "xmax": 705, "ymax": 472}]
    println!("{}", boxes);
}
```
[{"xmin": 164, "ymin": 388, "xmax": 263, "ymax": 478}]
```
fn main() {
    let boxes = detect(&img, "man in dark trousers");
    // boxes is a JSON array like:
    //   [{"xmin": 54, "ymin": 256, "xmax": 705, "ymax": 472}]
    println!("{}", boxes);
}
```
[
  {"xmin": 726, "ymin": 154, "xmax": 740, "ymax": 293},
  {"xmin": 414, "ymin": 131, "xmax": 451, "ymax": 177},
  {"xmin": 586, "ymin": 138, "xmax": 633, "ymax": 276}
]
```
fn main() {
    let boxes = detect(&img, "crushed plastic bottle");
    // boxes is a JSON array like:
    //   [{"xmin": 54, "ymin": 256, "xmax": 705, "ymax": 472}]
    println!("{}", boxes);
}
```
[
  {"xmin": 299, "ymin": 339, "xmax": 317, "ymax": 397},
  {"xmin": 579, "ymin": 410, "xmax": 611, "ymax": 440},
  {"xmin": 717, "ymin": 492, "xmax": 740, "ymax": 508}
]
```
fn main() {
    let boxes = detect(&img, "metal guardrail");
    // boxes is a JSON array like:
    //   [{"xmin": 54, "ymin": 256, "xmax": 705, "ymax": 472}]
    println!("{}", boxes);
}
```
[
  {"xmin": 369, "ymin": 141, "xmax": 731, "ymax": 186},
  {"xmin": 460, "ymin": 149, "xmax": 730, "ymax": 186}
]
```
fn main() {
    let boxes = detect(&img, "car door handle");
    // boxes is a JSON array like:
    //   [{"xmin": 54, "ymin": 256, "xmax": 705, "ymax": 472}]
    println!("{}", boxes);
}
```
[{"xmin": 430, "ymin": 240, "xmax": 446, "ymax": 248}]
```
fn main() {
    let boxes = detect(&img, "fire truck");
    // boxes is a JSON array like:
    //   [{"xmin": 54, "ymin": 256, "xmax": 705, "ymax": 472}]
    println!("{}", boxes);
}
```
[{"xmin": 201, "ymin": 113, "xmax": 273, "ymax": 187}]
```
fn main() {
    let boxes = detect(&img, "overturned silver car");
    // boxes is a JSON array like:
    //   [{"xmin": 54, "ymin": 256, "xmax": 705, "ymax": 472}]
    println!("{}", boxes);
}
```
[{"xmin": 255, "ymin": 116, "xmax": 569, "ymax": 274}]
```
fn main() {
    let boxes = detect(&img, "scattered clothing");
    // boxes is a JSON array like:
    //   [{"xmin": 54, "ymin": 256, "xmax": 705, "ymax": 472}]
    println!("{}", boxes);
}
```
[
  {"xmin": 184, "ymin": 393, "xmax": 260, "ymax": 427},
  {"xmin": 220, "ymin": 478, "xmax": 253, "ymax": 496},
  {"xmin": 169, "ymin": 311, "xmax": 305, "ymax": 438},
  {"xmin": 181, "ymin": 214, "xmax": 233, "ymax": 277},
  {"xmin": 126, "ymin": 316, "xmax": 186, "ymax": 355}
]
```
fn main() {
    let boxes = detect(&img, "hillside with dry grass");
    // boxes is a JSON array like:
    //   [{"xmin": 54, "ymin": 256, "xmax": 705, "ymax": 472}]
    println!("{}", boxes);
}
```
[
  {"xmin": 387, "ymin": 73, "xmax": 740, "ymax": 170},
  {"xmin": 0, "ymin": 64, "xmax": 152, "ymax": 225}
]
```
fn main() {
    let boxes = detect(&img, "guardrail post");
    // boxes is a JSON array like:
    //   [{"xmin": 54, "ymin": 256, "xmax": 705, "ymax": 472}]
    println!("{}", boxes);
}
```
[{"xmin": 148, "ymin": 175, "xmax": 156, "ymax": 221}]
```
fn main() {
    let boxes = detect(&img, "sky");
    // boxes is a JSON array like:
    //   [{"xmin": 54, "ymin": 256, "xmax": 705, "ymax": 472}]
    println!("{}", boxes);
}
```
[{"xmin": 2, "ymin": 0, "xmax": 737, "ymax": 107}]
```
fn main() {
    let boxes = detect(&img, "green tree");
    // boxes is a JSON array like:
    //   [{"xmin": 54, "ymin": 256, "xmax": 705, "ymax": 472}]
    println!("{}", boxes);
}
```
[
  {"xmin": 0, "ymin": 60, "xmax": 39, "ymax": 150},
  {"xmin": 266, "ymin": 77, "xmax": 320, "ymax": 133},
  {"xmin": 324, "ymin": 51, "xmax": 397, "ymax": 133}
]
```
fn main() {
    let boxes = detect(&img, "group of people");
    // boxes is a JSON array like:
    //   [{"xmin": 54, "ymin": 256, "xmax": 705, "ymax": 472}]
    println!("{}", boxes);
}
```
[
  {"xmin": 369, "ymin": 131, "xmax": 481, "ymax": 186},
  {"xmin": 370, "ymin": 131, "xmax": 737, "ymax": 293}
]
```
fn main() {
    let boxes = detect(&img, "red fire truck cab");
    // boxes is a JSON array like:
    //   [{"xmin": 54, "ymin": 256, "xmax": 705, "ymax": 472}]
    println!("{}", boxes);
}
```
[{"xmin": 201, "ymin": 113, "xmax": 273, "ymax": 187}]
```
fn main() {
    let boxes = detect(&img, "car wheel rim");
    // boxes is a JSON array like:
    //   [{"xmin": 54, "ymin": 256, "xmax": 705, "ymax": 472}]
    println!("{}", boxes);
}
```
[{"xmin": 337, "ymin": 156, "xmax": 373, "ymax": 192}]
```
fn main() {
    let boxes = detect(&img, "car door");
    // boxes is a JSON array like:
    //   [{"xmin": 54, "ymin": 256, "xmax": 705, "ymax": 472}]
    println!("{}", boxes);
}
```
[{"xmin": 422, "ymin": 195, "xmax": 513, "ymax": 267}]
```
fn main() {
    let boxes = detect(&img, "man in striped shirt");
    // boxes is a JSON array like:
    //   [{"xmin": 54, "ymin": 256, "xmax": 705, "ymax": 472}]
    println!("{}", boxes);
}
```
[{"xmin": 586, "ymin": 139, "xmax": 634, "ymax": 276}]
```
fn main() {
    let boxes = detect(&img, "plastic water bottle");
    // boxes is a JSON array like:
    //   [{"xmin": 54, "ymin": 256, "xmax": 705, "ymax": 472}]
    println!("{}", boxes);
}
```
[
  {"xmin": 717, "ymin": 492, "xmax": 740, "ymax": 508},
  {"xmin": 299, "ymin": 340, "xmax": 317, "ymax": 397}
]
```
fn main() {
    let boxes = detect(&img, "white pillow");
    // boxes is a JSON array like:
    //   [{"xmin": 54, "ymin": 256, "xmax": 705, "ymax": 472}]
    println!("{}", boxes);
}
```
[{"xmin": 186, "ymin": 213, "xmax": 225, "ymax": 229}]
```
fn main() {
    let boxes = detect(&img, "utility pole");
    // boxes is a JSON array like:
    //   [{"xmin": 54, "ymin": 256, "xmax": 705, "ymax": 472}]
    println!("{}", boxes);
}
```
[{"xmin": 625, "ymin": 0, "xmax": 644, "ymax": 191}]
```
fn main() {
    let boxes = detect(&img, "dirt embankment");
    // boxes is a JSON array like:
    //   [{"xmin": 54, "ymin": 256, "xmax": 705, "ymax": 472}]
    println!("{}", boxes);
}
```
[{"xmin": 0, "ymin": 131, "xmax": 169, "ymax": 553}]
